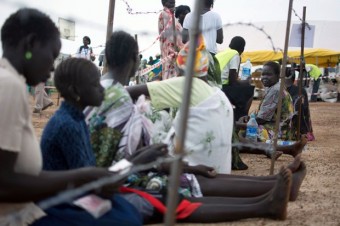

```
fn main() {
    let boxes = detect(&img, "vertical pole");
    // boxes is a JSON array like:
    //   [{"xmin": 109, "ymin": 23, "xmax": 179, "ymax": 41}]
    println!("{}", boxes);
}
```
[
  {"xmin": 164, "ymin": 1, "xmax": 204, "ymax": 225},
  {"xmin": 269, "ymin": 0, "xmax": 294, "ymax": 175},
  {"xmin": 103, "ymin": 0, "xmax": 116, "ymax": 75},
  {"xmin": 297, "ymin": 7, "xmax": 306, "ymax": 139},
  {"xmin": 134, "ymin": 34, "xmax": 140, "ymax": 85}
]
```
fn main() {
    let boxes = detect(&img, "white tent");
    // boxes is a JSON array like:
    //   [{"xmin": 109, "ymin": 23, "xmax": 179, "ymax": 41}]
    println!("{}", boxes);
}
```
[{"xmin": 217, "ymin": 20, "xmax": 340, "ymax": 52}]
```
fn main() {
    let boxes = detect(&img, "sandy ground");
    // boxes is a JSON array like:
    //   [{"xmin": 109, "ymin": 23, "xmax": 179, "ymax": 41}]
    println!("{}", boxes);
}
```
[{"xmin": 32, "ymin": 93, "xmax": 340, "ymax": 226}]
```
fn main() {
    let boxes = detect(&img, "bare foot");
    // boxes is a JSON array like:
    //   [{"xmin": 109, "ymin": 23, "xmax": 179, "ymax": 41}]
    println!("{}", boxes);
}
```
[
  {"xmin": 266, "ymin": 150, "xmax": 283, "ymax": 160},
  {"xmin": 290, "ymin": 161, "xmax": 307, "ymax": 201},
  {"xmin": 287, "ymin": 154, "xmax": 302, "ymax": 173},
  {"xmin": 276, "ymin": 137, "xmax": 307, "ymax": 157},
  {"xmin": 289, "ymin": 136, "xmax": 307, "ymax": 157},
  {"xmin": 267, "ymin": 167, "xmax": 292, "ymax": 220}
]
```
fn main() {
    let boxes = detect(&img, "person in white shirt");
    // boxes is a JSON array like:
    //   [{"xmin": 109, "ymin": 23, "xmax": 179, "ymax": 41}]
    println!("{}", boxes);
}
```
[{"xmin": 182, "ymin": 0, "xmax": 223, "ymax": 55}]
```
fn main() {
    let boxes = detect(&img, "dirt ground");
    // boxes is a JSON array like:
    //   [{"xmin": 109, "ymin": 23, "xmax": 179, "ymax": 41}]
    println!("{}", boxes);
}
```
[{"xmin": 31, "ymin": 93, "xmax": 340, "ymax": 226}]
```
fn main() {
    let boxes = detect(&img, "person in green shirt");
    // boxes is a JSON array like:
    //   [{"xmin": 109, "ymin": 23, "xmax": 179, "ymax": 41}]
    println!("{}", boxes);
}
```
[{"xmin": 305, "ymin": 64, "xmax": 322, "ymax": 102}]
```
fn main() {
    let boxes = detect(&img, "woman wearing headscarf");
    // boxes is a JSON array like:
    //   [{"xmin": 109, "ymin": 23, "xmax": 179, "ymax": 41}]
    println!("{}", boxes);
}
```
[{"xmin": 128, "ymin": 35, "xmax": 233, "ymax": 174}]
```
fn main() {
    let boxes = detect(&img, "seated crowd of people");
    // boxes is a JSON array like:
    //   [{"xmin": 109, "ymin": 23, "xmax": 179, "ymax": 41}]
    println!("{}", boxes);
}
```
[{"xmin": 0, "ymin": 6, "xmax": 311, "ymax": 226}]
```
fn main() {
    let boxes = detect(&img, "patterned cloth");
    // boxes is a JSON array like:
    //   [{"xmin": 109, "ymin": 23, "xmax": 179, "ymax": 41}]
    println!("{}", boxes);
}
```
[
  {"xmin": 176, "ymin": 35, "xmax": 209, "ymax": 78},
  {"xmin": 287, "ymin": 84, "xmax": 315, "ymax": 139},
  {"xmin": 176, "ymin": 35, "xmax": 221, "ymax": 87},
  {"xmin": 85, "ymin": 80, "xmax": 153, "ymax": 167},
  {"xmin": 85, "ymin": 78, "xmax": 205, "ymax": 198},
  {"xmin": 158, "ymin": 7, "xmax": 184, "ymax": 80},
  {"xmin": 256, "ymin": 82, "xmax": 296, "ymax": 141}
]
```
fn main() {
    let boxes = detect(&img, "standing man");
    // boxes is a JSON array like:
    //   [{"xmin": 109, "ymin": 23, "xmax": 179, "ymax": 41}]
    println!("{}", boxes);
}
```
[
  {"xmin": 216, "ymin": 36, "xmax": 251, "ymax": 87},
  {"xmin": 182, "ymin": 0, "xmax": 223, "ymax": 55},
  {"xmin": 305, "ymin": 64, "xmax": 322, "ymax": 102},
  {"xmin": 182, "ymin": 0, "xmax": 223, "ymax": 87}
]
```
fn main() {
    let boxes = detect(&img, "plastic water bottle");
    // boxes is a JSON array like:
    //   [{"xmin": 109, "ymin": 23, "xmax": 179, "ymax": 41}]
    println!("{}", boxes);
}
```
[
  {"xmin": 246, "ymin": 113, "xmax": 258, "ymax": 142},
  {"xmin": 241, "ymin": 59, "xmax": 252, "ymax": 80},
  {"xmin": 277, "ymin": 140, "xmax": 296, "ymax": 146}
]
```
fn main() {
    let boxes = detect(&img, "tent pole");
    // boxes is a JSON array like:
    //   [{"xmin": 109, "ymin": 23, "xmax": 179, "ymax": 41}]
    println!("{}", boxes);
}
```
[
  {"xmin": 269, "ymin": 0, "xmax": 294, "ymax": 175},
  {"xmin": 164, "ymin": 1, "xmax": 204, "ymax": 225},
  {"xmin": 297, "ymin": 6, "xmax": 306, "ymax": 139},
  {"xmin": 102, "ymin": 0, "xmax": 116, "ymax": 75}
]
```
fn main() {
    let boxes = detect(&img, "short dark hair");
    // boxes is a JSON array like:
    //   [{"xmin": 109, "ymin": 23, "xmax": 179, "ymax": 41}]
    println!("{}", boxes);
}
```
[
  {"xmin": 264, "ymin": 61, "xmax": 281, "ymax": 77},
  {"xmin": 175, "ymin": 5, "xmax": 191, "ymax": 18},
  {"xmin": 54, "ymin": 58, "xmax": 99, "ymax": 100},
  {"xmin": 229, "ymin": 36, "xmax": 246, "ymax": 53},
  {"xmin": 1, "ymin": 8, "xmax": 59, "ymax": 49},
  {"xmin": 285, "ymin": 67, "xmax": 295, "ymax": 82},
  {"xmin": 204, "ymin": 0, "xmax": 214, "ymax": 7},
  {"xmin": 105, "ymin": 31, "xmax": 138, "ymax": 68},
  {"xmin": 83, "ymin": 36, "xmax": 91, "ymax": 45}
]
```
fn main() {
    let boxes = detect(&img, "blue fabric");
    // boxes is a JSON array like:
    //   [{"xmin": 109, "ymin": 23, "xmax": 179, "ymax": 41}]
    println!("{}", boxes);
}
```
[
  {"xmin": 31, "ymin": 194, "xmax": 142, "ymax": 226},
  {"xmin": 41, "ymin": 101, "xmax": 96, "ymax": 170}
]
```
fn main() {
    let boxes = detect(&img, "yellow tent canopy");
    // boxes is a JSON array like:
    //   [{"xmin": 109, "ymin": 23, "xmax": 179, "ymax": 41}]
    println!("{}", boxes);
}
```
[
  {"xmin": 241, "ymin": 50, "xmax": 283, "ymax": 66},
  {"xmin": 288, "ymin": 49, "xmax": 340, "ymax": 67},
  {"xmin": 240, "ymin": 48, "xmax": 340, "ymax": 67}
]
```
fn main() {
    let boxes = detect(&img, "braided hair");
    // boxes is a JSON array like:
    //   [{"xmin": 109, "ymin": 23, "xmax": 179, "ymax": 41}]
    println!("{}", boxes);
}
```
[
  {"xmin": 54, "ymin": 58, "xmax": 100, "ymax": 100},
  {"xmin": 105, "ymin": 31, "xmax": 138, "ymax": 69}
]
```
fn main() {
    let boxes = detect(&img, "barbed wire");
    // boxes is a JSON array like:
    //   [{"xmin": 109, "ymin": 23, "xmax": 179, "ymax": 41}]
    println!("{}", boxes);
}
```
[
  {"xmin": 121, "ymin": 0, "xmax": 161, "ymax": 15},
  {"xmin": 1, "ymin": 0, "xmax": 283, "ymax": 57},
  {"xmin": 222, "ymin": 22, "xmax": 283, "ymax": 53},
  {"xmin": 292, "ymin": 8, "xmax": 311, "ymax": 30}
]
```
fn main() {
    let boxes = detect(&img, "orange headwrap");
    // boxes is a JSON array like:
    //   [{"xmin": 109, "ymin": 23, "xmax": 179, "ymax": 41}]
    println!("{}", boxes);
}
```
[{"xmin": 176, "ymin": 35, "xmax": 209, "ymax": 77}]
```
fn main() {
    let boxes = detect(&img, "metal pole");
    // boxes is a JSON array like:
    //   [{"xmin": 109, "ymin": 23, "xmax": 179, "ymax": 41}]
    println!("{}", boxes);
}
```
[
  {"xmin": 164, "ymin": 1, "xmax": 204, "ymax": 225},
  {"xmin": 269, "ymin": 0, "xmax": 294, "ymax": 175},
  {"xmin": 297, "ymin": 7, "xmax": 306, "ymax": 139},
  {"xmin": 103, "ymin": 0, "xmax": 116, "ymax": 75},
  {"xmin": 134, "ymin": 34, "xmax": 140, "ymax": 85}
]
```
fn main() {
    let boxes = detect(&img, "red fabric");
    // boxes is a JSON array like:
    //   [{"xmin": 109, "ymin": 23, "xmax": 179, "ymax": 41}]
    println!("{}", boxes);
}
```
[{"xmin": 120, "ymin": 187, "xmax": 202, "ymax": 219}]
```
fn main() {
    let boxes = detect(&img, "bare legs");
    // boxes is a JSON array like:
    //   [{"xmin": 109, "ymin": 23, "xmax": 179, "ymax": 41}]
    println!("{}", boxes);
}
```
[
  {"xmin": 239, "ymin": 136, "xmax": 307, "ymax": 157},
  {"xmin": 182, "ymin": 168, "xmax": 291, "ymax": 222},
  {"xmin": 197, "ymin": 154, "xmax": 305, "ymax": 201}
]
